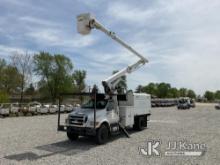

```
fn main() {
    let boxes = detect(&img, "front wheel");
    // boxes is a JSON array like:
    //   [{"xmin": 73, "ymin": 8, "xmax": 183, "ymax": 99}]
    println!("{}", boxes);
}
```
[
  {"xmin": 95, "ymin": 124, "xmax": 109, "ymax": 144},
  {"xmin": 67, "ymin": 132, "xmax": 79, "ymax": 141}
]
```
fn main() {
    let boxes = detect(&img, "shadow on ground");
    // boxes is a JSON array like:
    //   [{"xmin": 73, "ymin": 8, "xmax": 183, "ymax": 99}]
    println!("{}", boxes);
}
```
[
  {"xmin": 4, "ymin": 130, "xmax": 138, "ymax": 161},
  {"xmin": 4, "ymin": 136, "xmax": 96, "ymax": 161}
]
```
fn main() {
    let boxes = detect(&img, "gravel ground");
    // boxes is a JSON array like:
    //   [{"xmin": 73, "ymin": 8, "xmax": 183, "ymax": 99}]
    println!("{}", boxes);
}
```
[{"xmin": 0, "ymin": 104, "xmax": 220, "ymax": 165}]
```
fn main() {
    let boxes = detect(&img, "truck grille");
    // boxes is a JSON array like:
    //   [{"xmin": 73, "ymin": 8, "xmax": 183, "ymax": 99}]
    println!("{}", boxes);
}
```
[{"xmin": 69, "ymin": 115, "xmax": 85, "ymax": 126}]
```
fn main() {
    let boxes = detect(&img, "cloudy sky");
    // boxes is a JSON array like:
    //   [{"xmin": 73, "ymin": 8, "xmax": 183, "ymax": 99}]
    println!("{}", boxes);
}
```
[{"xmin": 0, "ymin": 0, "xmax": 220, "ymax": 94}]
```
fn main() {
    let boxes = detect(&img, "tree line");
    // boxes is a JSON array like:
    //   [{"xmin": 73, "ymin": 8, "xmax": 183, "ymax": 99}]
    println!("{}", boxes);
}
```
[
  {"xmin": 135, "ymin": 82, "xmax": 220, "ymax": 101},
  {"xmin": 0, "ymin": 52, "xmax": 219, "ymax": 103},
  {"xmin": 0, "ymin": 52, "xmax": 86, "ymax": 103}
]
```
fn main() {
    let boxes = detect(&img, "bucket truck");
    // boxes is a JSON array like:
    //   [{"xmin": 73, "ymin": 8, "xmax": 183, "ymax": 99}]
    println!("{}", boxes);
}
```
[{"xmin": 60, "ymin": 13, "xmax": 151, "ymax": 144}]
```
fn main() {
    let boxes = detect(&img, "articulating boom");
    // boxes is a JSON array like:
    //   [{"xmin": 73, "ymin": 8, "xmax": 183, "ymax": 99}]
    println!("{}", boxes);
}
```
[{"xmin": 77, "ymin": 13, "xmax": 148, "ymax": 94}]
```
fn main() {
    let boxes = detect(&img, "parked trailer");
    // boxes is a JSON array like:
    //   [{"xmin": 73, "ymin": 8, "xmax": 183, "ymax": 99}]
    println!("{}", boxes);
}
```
[{"xmin": 151, "ymin": 99, "xmax": 177, "ymax": 107}]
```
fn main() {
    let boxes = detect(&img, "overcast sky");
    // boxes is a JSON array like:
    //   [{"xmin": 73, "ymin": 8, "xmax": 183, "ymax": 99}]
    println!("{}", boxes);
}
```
[{"xmin": 0, "ymin": 0, "xmax": 220, "ymax": 94}]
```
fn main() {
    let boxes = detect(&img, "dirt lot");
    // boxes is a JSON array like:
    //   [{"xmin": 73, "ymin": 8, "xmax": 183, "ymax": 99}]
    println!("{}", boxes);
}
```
[{"xmin": 0, "ymin": 104, "xmax": 220, "ymax": 165}]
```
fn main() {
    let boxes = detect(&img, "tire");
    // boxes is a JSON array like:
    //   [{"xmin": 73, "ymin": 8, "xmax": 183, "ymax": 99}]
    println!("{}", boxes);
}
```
[
  {"xmin": 134, "ymin": 116, "xmax": 146, "ymax": 131},
  {"xmin": 67, "ymin": 132, "xmax": 79, "ymax": 141},
  {"xmin": 95, "ymin": 124, "xmax": 109, "ymax": 144}
]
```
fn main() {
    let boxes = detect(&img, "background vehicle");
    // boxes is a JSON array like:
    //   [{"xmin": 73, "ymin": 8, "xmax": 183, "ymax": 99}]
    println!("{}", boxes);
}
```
[
  {"xmin": 28, "ymin": 102, "xmax": 41, "ymax": 115},
  {"xmin": 49, "ymin": 105, "xmax": 58, "ymax": 113},
  {"xmin": 38, "ymin": 104, "xmax": 49, "ymax": 114},
  {"xmin": 215, "ymin": 103, "xmax": 220, "ymax": 110},
  {"xmin": 177, "ymin": 97, "xmax": 191, "ymax": 109},
  {"xmin": 65, "ymin": 104, "xmax": 73, "ymax": 113},
  {"xmin": 60, "ymin": 105, "xmax": 66, "ymax": 113},
  {"xmin": 190, "ymin": 99, "xmax": 196, "ymax": 108},
  {"xmin": 10, "ymin": 103, "xmax": 19, "ymax": 116},
  {"xmin": 58, "ymin": 13, "xmax": 151, "ymax": 144},
  {"xmin": 0, "ymin": 103, "xmax": 10, "ymax": 116}
]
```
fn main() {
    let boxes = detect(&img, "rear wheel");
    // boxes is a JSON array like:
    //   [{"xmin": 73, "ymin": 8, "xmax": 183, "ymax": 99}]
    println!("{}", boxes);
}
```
[
  {"xmin": 67, "ymin": 132, "xmax": 79, "ymax": 141},
  {"xmin": 95, "ymin": 124, "xmax": 109, "ymax": 144},
  {"xmin": 134, "ymin": 116, "xmax": 146, "ymax": 131}
]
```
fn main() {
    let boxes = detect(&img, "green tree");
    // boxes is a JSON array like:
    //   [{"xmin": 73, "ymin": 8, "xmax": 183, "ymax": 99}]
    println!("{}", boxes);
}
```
[
  {"xmin": 142, "ymin": 83, "xmax": 158, "ymax": 96},
  {"xmin": 179, "ymin": 88, "xmax": 187, "ymax": 97},
  {"xmin": 72, "ymin": 70, "xmax": 87, "ymax": 92},
  {"xmin": 204, "ymin": 91, "xmax": 215, "ymax": 101},
  {"xmin": 11, "ymin": 52, "xmax": 33, "ymax": 103},
  {"xmin": 168, "ymin": 87, "xmax": 179, "ymax": 98},
  {"xmin": 214, "ymin": 90, "xmax": 220, "ymax": 100},
  {"xmin": 91, "ymin": 84, "xmax": 99, "ymax": 93},
  {"xmin": 157, "ymin": 83, "xmax": 171, "ymax": 98},
  {"xmin": 0, "ymin": 65, "xmax": 22, "ymax": 94},
  {"xmin": 0, "ymin": 58, "xmax": 6, "ymax": 71},
  {"xmin": 0, "ymin": 91, "xmax": 9, "ymax": 103},
  {"xmin": 33, "ymin": 52, "xmax": 74, "ymax": 102},
  {"xmin": 25, "ymin": 83, "xmax": 35, "ymax": 95},
  {"xmin": 135, "ymin": 85, "xmax": 143, "ymax": 93},
  {"xmin": 0, "ymin": 58, "xmax": 7, "ymax": 89},
  {"xmin": 187, "ymin": 89, "xmax": 196, "ymax": 98}
]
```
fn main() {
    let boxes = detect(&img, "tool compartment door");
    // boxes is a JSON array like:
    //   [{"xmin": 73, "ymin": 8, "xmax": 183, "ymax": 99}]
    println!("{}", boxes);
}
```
[{"xmin": 119, "ymin": 106, "xmax": 134, "ymax": 127}]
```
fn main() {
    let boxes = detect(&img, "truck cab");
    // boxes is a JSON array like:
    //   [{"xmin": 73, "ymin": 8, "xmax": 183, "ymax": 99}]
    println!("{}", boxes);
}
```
[
  {"xmin": 65, "ymin": 91, "xmax": 151, "ymax": 144},
  {"xmin": 177, "ymin": 97, "xmax": 191, "ymax": 109}
]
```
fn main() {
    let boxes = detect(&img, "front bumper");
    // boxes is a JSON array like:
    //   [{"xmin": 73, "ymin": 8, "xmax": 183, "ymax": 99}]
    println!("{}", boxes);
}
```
[{"xmin": 67, "ymin": 126, "xmax": 96, "ymax": 136}]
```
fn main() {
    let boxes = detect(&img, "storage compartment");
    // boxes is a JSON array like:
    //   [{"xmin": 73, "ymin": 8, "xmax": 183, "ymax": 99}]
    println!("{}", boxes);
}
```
[
  {"xmin": 133, "ymin": 93, "xmax": 151, "ymax": 116},
  {"xmin": 119, "ymin": 106, "xmax": 134, "ymax": 127}
]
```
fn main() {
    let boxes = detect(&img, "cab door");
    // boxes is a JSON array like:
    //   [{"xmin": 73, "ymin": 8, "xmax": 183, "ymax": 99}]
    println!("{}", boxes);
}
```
[{"xmin": 106, "ymin": 99, "xmax": 119, "ymax": 124}]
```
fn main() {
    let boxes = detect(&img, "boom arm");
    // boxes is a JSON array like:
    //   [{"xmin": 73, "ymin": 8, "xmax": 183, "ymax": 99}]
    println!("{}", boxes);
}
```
[{"xmin": 77, "ymin": 13, "xmax": 148, "ymax": 94}]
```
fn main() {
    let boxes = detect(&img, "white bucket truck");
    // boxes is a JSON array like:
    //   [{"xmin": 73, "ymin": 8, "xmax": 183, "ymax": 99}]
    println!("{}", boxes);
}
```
[{"xmin": 58, "ymin": 13, "xmax": 151, "ymax": 144}]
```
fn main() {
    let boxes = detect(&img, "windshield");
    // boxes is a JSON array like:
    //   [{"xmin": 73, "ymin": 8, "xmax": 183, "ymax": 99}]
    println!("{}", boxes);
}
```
[
  {"xmin": 81, "ymin": 99, "xmax": 107, "ymax": 109},
  {"xmin": 179, "ymin": 99, "xmax": 188, "ymax": 104}
]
